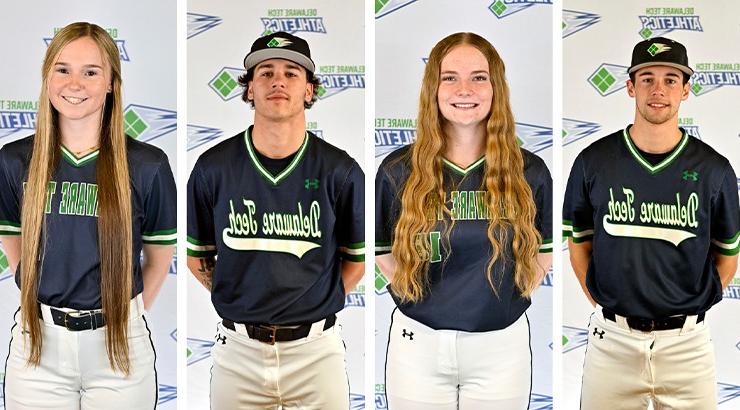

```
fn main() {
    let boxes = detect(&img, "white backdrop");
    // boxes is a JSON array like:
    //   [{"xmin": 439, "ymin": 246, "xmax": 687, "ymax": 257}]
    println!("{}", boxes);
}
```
[
  {"xmin": 375, "ymin": 1, "xmax": 553, "ymax": 409},
  {"xmin": 563, "ymin": 1, "xmax": 740, "ymax": 408},
  {"xmin": 0, "ymin": 1, "xmax": 177, "ymax": 408},
  {"xmin": 187, "ymin": 1, "xmax": 365, "ymax": 408}
]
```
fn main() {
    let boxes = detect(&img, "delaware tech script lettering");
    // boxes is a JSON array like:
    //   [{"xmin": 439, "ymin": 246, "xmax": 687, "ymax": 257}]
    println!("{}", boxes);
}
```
[
  {"xmin": 604, "ymin": 187, "xmax": 698, "ymax": 246},
  {"xmin": 223, "ymin": 198, "xmax": 322, "ymax": 258}
]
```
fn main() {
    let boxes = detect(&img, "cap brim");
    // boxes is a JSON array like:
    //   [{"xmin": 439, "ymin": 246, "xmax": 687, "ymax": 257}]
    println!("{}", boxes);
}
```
[
  {"xmin": 628, "ymin": 62, "xmax": 694, "ymax": 76},
  {"xmin": 243, "ymin": 49, "xmax": 315, "ymax": 73}
]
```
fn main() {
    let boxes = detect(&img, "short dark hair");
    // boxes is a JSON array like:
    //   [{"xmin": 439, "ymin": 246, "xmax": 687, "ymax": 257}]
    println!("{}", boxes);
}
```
[
  {"xmin": 629, "ymin": 71, "xmax": 690, "ymax": 85},
  {"xmin": 238, "ymin": 66, "xmax": 322, "ymax": 109}
]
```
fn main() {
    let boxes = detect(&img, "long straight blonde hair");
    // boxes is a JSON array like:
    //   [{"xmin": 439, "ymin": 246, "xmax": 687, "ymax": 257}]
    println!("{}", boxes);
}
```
[
  {"xmin": 20, "ymin": 22, "xmax": 133, "ymax": 374},
  {"xmin": 391, "ymin": 32, "xmax": 541, "ymax": 303}
]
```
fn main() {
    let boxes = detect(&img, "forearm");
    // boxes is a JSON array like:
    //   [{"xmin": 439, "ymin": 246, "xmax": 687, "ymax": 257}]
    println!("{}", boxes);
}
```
[
  {"xmin": 536, "ymin": 252, "xmax": 553, "ymax": 284},
  {"xmin": 141, "ymin": 244, "xmax": 175, "ymax": 310},
  {"xmin": 187, "ymin": 255, "xmax": 216, "ymax": 292},
  {"xmin": 568, "ymin": 239, "xmax": 596, "ymax": 307},
  {"xmin": 714, "ymin": 252, "xmax": 738, "ymax": 290},
  {"xmin": 341, "ymin": 260, "xmax": 365, "ymax": 294},
  {"xmin": 0, "ymin": 235, "xmax": 21, "ymax": 275}
]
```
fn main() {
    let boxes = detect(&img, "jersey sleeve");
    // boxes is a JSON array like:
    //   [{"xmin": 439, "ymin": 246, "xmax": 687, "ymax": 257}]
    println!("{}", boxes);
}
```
[
  {"xmin": 141, "ymin": 155, "xmax": 177, "ymax": 245},
  {"xmin": 186, "ymin": 161, "xmax": 217, "ymax": 257},
  {"xmin": 563, "ymin": 153, "xmax": 594, "ymax": 243},
  {"xmin": 534, "ymin": 160, "xmax": 553, "ymax": 253},
  {"xmin": 336, "ymin": 161, "xmax": 365, "ymax": 262},
  {"xmin": 375, "ymin": 162, "xmax": 398, "ymax": 255},
  {"xmin": 710, "ymin": 164, "xmax": 739, "ymax": 256},
  {"xmin": 0, "ymin": 148, "xmax": 22, "ymax": 235}
]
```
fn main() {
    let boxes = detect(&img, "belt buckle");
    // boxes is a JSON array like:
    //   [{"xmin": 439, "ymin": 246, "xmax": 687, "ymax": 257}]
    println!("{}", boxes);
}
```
[
  {"xmin": 64, "ymin": 311, "xmax": 92, "ymax": 331},
  {"xmin": 259, "ymin": 324, "xmax": 279, "ymax": 345}
]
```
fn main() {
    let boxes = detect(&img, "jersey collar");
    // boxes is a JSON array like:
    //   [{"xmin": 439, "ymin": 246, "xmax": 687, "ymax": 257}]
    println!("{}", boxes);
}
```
[
  {"xmin": 60, "ymin": 145, "xmax": 99, "ymax": 167},
  {"xmin": 622, "ymin": 125, "xmax": 689, "ymax": 175},
  {"xmin": 244, "ymin": 127, "xmax": 309, "ymax": 185},
  {"xmin": 442, "ymin": 156, "xmax": 485, "ymax": 175}
]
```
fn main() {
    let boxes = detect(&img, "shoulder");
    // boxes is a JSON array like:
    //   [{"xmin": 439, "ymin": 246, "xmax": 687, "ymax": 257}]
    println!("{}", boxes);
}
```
[
  {"xmin": 521, "ymin": 148, "xmax": 548, "ymax": 174},
  {"xmin": 685, "ymin": 135, "xmax": 730, "ymax": 167},
  {"xmin": 126, "ymin": 136, "xmax": 169, "ymax": 167},
  {"xmin": 378, "ymin": 145, "xmax": 412, "ymax": 176},
  {"xmin": 0, "ymin": 134, "xmax": 34, "ymax": 160},
  {"xmin": 578, "ymin": 129, "xmax": 623, "ymax": 159},
  {"xmin": 192, "ymin": 131, "xmax": 245, "ymax": 171},
  {"xmin": 307, "ymin": 132, "xmax": 358, "ymax": 167}
]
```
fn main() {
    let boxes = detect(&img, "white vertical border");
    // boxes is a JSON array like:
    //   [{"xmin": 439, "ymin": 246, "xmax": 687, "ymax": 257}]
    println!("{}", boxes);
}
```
[
  {"xmin": 176, "ymin": 0, "xmax": 187, "ymax": 408},
  {"xmin": 551, "ymin": 0, "xmax": 564, "ymax": 409},
  {"xmin": 364, "ymin": 0, "xmax": 376, "ymax": 407}
]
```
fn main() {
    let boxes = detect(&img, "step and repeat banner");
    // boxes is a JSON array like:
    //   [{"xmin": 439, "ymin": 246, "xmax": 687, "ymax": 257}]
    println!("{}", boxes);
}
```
[
  {"xmin": 187, "ymin": 1, "xmax": 365, "ymax": 408},
  {"xmin": 563, "ymin": 1, "xmax": 740, "ymax": 408},
  {"xmin": 0, "ymin": 1, "xmax": 177, "ymax": 409},
  {"xmin": 375, "ymin": 1, "xmax": 553, "ymax": 409}
]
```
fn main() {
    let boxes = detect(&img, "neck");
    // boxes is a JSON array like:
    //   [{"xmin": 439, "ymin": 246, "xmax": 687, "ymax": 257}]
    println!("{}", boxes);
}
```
[
  {"xmin": 252, "ymin": 113, "xmax": 307, "ymax": 158},
  {"xmin": 59, "ymin": 116, "xmax": 101, "ymax": 152},
  {"xmin": 629, "ymin": 116, "xmax": 682, "ymax": 154},
  {"xmin": 442, "ymin": 122, "xmax": 486, "ymax": 167}
]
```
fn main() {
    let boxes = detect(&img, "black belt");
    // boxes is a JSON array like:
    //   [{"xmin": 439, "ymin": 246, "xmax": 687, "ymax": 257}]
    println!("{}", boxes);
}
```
[
  {"xmin": 602, "ymin": 309, "xmax": 704, "ymax": 332},
  {"xmin": 42, "ymin": 305, "xmax": 106, "ymax": 331},
  {"xmin": 222, "ymin": 315, "xmax": 336, "ymax": 345}
]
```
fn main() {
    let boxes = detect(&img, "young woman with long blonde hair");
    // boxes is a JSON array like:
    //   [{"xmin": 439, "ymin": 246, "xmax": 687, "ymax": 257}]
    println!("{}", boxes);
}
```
[
  {"xmin": 0, "ymin": 22, "xmax": 176, "ymax": 409},
  {"xmin": 376, "ymin": 32, "xmax": 552, "ymax": 409}
]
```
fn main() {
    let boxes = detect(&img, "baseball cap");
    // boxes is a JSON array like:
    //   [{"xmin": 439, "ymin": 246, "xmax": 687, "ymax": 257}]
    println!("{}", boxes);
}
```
[
  {"xmin": 629, "ymin": 37, "xmax": 693, "ymax": 76},
  {"xmin": 243, "ymin": 32, "xmax": 315, "ymax": 73}
]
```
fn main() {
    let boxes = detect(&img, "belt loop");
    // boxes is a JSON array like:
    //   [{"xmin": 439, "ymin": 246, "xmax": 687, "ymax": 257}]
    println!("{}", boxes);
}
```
[
  {"xmin": 679, "ymin": 314, "xmax": 698, "ymax": 335},
  {"xmin": 231, "ymin": 322, "xmax": 250, "ymax": 337},
  {"xmin": 307, "ymin": 318, "xmax": 327, "ymax": 339},
  {"xmin": 38, "ymin": 303, "xmax": 54, "ymax": 323},
  {"xmin": 614, "ymin": 314, "xmax": 632, "ymax": 332}
]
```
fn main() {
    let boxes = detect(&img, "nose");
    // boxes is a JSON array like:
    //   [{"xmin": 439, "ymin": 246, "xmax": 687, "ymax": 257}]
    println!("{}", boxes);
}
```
[
  {"xmin": 651, "ymin": 80, "xmax": 666, "ymax": 96},
  {"xmin": 68, "ymin": 73, "xmax": 83, "ymax": 90},
  {"xmin": 455, "ymin": 79, "xmax": 473, "ymax": 96},
  {"xmin": 270, "ymin": 72, "xmax": 286, "ymax": 88}
]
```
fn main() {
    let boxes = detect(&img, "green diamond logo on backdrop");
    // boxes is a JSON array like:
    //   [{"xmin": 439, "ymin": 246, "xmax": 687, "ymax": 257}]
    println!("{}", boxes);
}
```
[
  {"xmin": 375, "ymin": 0, "xmax": 390, "ymax": 13},
  {"xmin": 640, "ymin": 27, "xmax": 653, "ymax": 39},
  {"xmin": 316, "ymin": 85, "xmax": 327, "ymax": 98},
  {"xmin": 375, "ymin": 264, "xmax": 389, "ymax": 293},
  {"xmin": 589, "ymin": 67, "xmax": 616, "ymax": 94},
  {"xmin": 124, "ymin": 108, "xmax": 149, "ymax": 138},
  {"xmin": 490, "ymin": 0, "xmax": 507, "ymax": 16},
  {"xmin": 0, "ymin": 249, "xmax": 8, "ymax": 272},
  {"xmin": 210, "ymin": 70, "xmax": 239, "ymax": 99},
  {"xmin": 691, "ymin": 82, "xmax": 703, "ymax": 95},
  {"xmin": 562, "ymin": 129, "xmax": 568, "ymax": 139},
  {"xmin": 186, "ymin": 347, "xmax": 192, "ymax": 358},
  {"xmin": 562, "ymin": 335, "xmax": 569, "ymax": 345},
  {"xmin": 647, "ymin": 43, "xmax": 660, "ymax": 56}
]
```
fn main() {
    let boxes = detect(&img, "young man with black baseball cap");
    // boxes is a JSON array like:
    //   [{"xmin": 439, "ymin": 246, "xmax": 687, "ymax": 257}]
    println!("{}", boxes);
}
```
[
  {"xmin": 187, "ymin": 31, "xmax": 365, "ymax": 409},
  {"xmin": 564, "ymin": 37, "xmax": 739, "ymax": 408}
]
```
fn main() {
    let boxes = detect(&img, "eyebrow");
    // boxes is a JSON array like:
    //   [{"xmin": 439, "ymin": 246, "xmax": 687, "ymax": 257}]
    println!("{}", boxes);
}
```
[
  {"xmin": 255, "ymin": 62, "xmax": 303, "ymax": 71},
  {"xmin": 637, "ymin": 71, "xmax": 680, "ymax": 78},
  {"xmin": 440, "ymin": 70, "xmax": 489, "ymax": 75},
  {"xmin": 54, "ymin": 62, "xmax": 104, "ymax": 70}
]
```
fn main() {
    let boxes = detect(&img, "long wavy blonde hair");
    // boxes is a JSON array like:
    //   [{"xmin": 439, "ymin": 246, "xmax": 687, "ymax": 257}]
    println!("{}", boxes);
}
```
[
  {"xmin": 391, "ymin": 32, "xmax": 541, "ymax": 303},
  {"xmin": 20, "ymin": 22, "xmax": 133, "ymax": 374}
]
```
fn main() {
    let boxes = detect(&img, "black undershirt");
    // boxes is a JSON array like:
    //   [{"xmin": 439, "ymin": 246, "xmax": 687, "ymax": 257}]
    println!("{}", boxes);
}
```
[
  {"xmin": 254, "ymin": 150, "xmax": 297, "ymax": 175},
  {"xmin": 636, "ymin": 146, "xmax": 670, "ymax": 166}
]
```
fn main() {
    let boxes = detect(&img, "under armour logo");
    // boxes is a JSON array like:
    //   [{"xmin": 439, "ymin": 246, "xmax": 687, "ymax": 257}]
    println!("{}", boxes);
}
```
[
  {"xmin": 593, "ymin": 328, "xmax": 605, "ymax": 339},
  {"xmin": 304, "ymin": 178, "xmax": 319, "ymax": 189},
  {"xmin": 216, "ymin": 333, "xmax": 226, "ymax": 344},
  {"xmin": 402, "ymin": 329, "xmax": 414, "ymax": 340},
  {"xmin": 682, "ymin": 170, "xmax": 698, "ymax": 181}
]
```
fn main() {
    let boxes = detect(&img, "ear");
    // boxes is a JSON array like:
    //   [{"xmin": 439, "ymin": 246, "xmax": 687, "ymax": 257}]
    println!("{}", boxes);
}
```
[
  {"xmin": 247, "ymin": 81, "xmax": 254, "ymax": 100},
  {"xmin": 107, "ymin": 84, "xmax": 112, "ymax": 93},
  {"xmin": 305, "ymin": 81, "xmax": 314, "ymax": 103},
  {"xmin": 626, "ymin": 79, "xmax": 635, "ymax": 98},
  {"xmin": 681, "ymin": 81, "xmax": 690, "ymax": 101}
]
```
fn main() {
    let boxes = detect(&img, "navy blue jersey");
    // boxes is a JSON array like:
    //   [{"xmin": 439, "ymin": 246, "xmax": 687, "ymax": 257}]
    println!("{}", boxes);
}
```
[
  {"xmin": 0, "ymin": 135, "xmax": 177, "ymax": 310},
  {"xmin": 376, "ymin": 145, "xmax": 553, "ymax": 331},
  {"xmin": 187, "ymin": 127, "xmax": 365, "ymax": 325},
  {"xmin": 563, "ymin": 126, "xmax": 740, "ymax": 318}
]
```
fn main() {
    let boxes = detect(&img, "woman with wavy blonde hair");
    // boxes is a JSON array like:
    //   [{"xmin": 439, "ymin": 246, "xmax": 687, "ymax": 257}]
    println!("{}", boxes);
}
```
[
  {"xmin": 0, "ymin": 22, "xmax": 176, "ymax": 409},
  {"xmin": 376, "ymin": 32, "xmax": 553, "ymax": 409}
]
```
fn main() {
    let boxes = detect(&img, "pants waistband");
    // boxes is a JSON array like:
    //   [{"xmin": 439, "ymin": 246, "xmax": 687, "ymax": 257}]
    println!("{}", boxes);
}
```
[
  {"xmin": 222, "ymin": 314, "xmax": 336, "ymax": 344},
  {"xmin": 38, "ymin": 294, "xmax": 145, "ymax": 331},
  {"xmin": 600, "ymin": 307, "xmax": 704, "ymax": 333}
]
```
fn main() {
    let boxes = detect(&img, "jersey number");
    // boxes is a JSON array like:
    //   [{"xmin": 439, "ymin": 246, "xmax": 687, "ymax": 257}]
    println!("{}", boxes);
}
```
[{"xmin": 414, "ymin": 231, "xmax": 441, "ymax": 263}]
